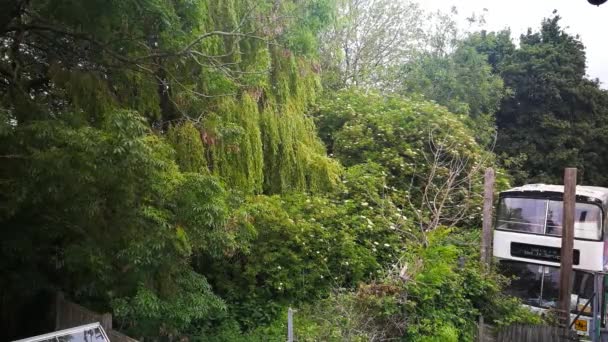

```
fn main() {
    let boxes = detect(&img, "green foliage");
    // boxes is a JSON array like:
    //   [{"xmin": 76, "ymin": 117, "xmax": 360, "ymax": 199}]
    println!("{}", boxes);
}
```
[
  {"xmin": 1, "ymin": 0, "xmax": 561, "ymax": 340},
  {"xmin": 112, "ymin": 271, "xmax": 226, "ymax": 336},
  {"xmin": 402, "ymin": 229, "xmax": 511, "ymax": 341},
  {"xmin": 397, "ymin": 45, "xmax": 506, "ymax": 147},
  {"xmin": 295, "ymin": 229, "xmax": 540, "ymax": 341},
  {"xmin": 205, "ymin": 96, "xmax": 264, "ymax": 194},
  {"xmin": 473, "ymin": 16, "xmax": 608, "ymax": 185},
  {"xmin": 167, "ymin": 122, "xmax": 208, "ymax": 173},
  {"xmin": 0, "ymin": 109, "xmax": 239, "ymax": 337},
  {"xmin": 317, "ymin": 0, "xmax": 427, "ymax": 89},
  {"xmin": 1, "ymin": 0, "xmax": 345, "ymax": 338},
  {"xmin": 462, "ymin": 30, "xmax": 516, "ymax": 74},
  {"xmin": 197, "ymin": 183, "xmax": 408, "ymax": 329},
  {"xmin": 196, "ymin": 315, "xmax": 287, "ymax": 342},
  {"xmin": 2, "ymin": 0, "xmax": 339, "ymax": 196},
  {"xmin": 280, "ymin": 0, "xmax": 335, "ymax": 55},
  {"xmin": 313, "ymin": 89, "xmax": 495, "ymax": 230},
  {"xmin": 400, "ymin": 46, "xmax": 506, "ymax": 119}
]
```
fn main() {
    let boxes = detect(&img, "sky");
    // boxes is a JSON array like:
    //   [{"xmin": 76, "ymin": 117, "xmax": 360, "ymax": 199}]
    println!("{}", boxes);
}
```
[{"xmin": 419, "ymin": 0, "xmax": 608, "ymax": 87}]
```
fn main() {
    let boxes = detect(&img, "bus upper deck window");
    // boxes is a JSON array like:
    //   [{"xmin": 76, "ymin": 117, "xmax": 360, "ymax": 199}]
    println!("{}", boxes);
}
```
[
  {"xmin": 497, "ymin": 198, "xmax": 546, "ymax": 234},
  {"xmin": 497, "ymin": 197, "xmax": 602, "ymax": 240},
  {"xmin": 546, "ymin": 201, "xmax": 602, "ymax": 240}
]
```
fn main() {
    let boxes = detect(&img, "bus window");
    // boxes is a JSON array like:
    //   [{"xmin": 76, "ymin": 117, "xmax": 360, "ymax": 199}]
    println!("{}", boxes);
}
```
[
  {"xmin": 540, "ymin": 267, "xmax": 594, "ymax": 314},
  {"xmin": 496, "ymin": 197, "xmax": 602, "ymax": 240},
  {"xmin": 540, "ymin": 266, "xmax": 560, "ymax": 308},
  {"xmin": 501, "ymin": 260, "xmax": 543, "ymax": 306},
  {"xmin": 500, "ymin": 260, "xmax": 595, "ymax": 316},
  {"xmin": 573, "ymin": 272, "xmax": 594, "ymax": 315},
  {"xmin": 497, "ymin": 198, "xmax": 546, "ymax": 234},
  {"xmin": 546, "ymin": 201, "xmax": 602, "ymax": 240}
]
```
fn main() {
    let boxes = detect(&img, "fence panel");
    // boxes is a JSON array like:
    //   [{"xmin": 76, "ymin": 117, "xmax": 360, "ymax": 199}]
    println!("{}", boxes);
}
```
[
  {"xmin": 496, "ymin": 325, "xmax": 579, "ymax": 342},
  {"xmin": 55, "ymin": 292, "xmax": 138, "ymax": 341},
  {"xmin": 55, "ymin": 292, "xmax": 112, "ymax": 330}
]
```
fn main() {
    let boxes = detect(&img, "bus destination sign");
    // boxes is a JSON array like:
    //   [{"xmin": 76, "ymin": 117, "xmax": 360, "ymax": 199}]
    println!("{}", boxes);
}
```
[{"xmin": 510, "ymin": 242, "xmax": 580, "ymax": 265}]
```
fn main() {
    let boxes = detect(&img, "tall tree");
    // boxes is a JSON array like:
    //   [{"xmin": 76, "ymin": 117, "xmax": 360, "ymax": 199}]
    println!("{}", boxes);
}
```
[
  {"xmin": 318, "ymin": 0, "xmax": 425, "ymax": 88},
  {"xmin": 481, "ymin": 15, "xmax": 608, "ymax": 185},
  {"xmin": 395, "ymin": 44, "xmax": 506, "ymax": 147},
  {"xmin": 399, "ymin": 45, "xmax": 505, "ymax": 120}
]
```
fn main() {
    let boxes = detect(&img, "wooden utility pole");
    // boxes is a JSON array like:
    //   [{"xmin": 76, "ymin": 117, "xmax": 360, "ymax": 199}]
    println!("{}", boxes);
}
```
[
  {"xmin": 480, "ymin": 167, "xmax": 495, "ymax": 268},
  {"xmin": 559, "ymin": 168, "xmax": 577, "ymax": 330}
]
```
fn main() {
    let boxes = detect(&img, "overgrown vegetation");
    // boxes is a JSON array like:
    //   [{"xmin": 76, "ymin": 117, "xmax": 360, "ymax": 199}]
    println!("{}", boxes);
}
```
[{"xmin": 0, "ymin": 0, "xmax": 603, "ymax": 340}]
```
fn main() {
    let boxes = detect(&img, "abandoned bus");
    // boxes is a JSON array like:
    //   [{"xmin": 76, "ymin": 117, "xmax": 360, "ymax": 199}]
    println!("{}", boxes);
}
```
[{"xmin": 493, "ymin": 184, "xmax": 608, "ymax": 340}]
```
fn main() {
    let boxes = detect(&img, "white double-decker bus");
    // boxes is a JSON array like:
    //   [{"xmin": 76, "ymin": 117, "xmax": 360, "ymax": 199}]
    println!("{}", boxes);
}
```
[{"xmin": 493, "ymin": 184, "xmax": 608, "ymax": 341}]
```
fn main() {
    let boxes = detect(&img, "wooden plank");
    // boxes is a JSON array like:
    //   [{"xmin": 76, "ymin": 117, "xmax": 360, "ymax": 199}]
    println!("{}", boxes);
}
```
[
  {"xmin": 559, "ymin": 168, "xmax": 577, "ymax": 330},
  {"xmin": 481, "ymin": 167, "xmax": 495, "ymax": 268}
]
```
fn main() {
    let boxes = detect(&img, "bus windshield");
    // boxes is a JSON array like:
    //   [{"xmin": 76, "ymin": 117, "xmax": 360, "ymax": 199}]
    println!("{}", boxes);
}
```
[
  {"xmin": 496, "ymin": 197, "xmax": 602, "ymax": 240},
  {"xmin": 500, "ymin": 260, "xmax": 595, "ymax": 316}
]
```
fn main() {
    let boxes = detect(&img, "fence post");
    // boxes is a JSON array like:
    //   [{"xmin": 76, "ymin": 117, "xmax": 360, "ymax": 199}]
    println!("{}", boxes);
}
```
[
  {"xmin": 559, "ymin": 168, "xmax": 577, "ymax": 331},
  {"xmin": 55, "ymin": 292, "xmax": 64, "ymax": 329},
  {"xmin": 101, "ymin": 312, "xmax": 112, "ymax": 330},
  {"xmin": 287, "ymin": 307, "xmax": 294, "ymax": 342},
  {"xmin": 478, "ymin": 315, "xmax": 484, "ymax": 342},
  {"xmin": 481, "ymin": 167, "xmax": 495, "ymax": 269}
]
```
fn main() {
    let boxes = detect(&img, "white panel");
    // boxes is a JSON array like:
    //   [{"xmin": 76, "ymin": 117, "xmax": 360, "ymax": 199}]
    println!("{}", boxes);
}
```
[{"xmin": 493, "ymin": 230, "xmax": 604, "ymax": 271}]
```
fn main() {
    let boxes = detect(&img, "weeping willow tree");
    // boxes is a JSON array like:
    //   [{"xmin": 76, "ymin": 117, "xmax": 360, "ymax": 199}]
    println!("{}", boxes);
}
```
[
  {"xmin": 199, "ymin": 48, "xmax": 341, "ymax": 194},
  {"xmin": 164, "ymin": 0, "xmax": 341, "ymax": 194}
]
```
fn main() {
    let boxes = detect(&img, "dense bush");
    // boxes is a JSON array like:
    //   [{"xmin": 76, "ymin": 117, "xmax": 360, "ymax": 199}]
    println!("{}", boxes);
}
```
[
  {"xmin": 198, "ymin": 164, "xmax": 410, "ymax": 329},
  {"xmin": 295, "ymin": 229, "xmax": 540, "ymax": 341},
  {"xmin": 313, "ymin": 89, "xmax": 510, "ymax": 233}
]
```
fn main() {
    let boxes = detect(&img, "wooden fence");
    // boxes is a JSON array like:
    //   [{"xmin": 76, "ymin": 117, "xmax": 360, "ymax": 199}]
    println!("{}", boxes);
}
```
[
  {"xmin": 55, "ymin": 292, "xmax": 138, "ymax": 342},
  {"xmin": 55, "ymin": 293, "xmax": 112, "ymax": 330},
  {"xmin": 491, "ymin": 324, "xmax": 579, "ymax": 342}
]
